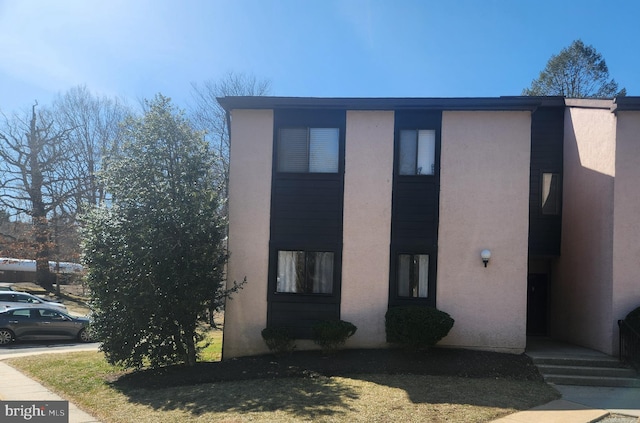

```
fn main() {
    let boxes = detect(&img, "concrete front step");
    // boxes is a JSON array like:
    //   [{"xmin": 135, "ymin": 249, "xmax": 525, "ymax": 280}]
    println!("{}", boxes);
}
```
[
  {"xmin": 543, "ymin": 374, "xmax": 640, "ymax": 388},
  {"xmin": 527, "ymin": 338, "xmax": 640, "ymax": 388},
  {"xmin": 537, "ymin": 363, "xmax": 638, "ymax": 378},
  {"xmin": 532, "ymin": 356, "xmax": 628, "ymax": 368},
  {"xmin": 531, "ymin": 355, "xmax": 640, "ymax": 387}
]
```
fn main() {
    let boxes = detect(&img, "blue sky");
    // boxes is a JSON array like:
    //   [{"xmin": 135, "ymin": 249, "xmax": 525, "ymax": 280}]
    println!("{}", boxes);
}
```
[{"xmin": 1, "ymin": 0, "xmax": 639, "ymax": 113}]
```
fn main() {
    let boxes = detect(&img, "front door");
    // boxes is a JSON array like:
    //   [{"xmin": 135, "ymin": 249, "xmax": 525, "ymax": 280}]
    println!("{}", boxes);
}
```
[{"xmin": 527, "ymin": 274, "xmax": 548, "ymax": 336}]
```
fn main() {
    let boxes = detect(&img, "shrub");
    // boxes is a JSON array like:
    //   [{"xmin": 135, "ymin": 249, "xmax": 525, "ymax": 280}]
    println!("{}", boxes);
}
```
[
  {"xmin": 312, "ymin": 320, "xmax": 357, "ymax": 353},
  {"xmin": 261, "ymin": 327, "xmax": 296, "ymax": 355},
  {"xmin": 625, "ymin": 306, "xmax": 640, "ymax": 334},
  {"xmin": 385, "ymin": 306, "xmax": 454, "ymax": 349}
]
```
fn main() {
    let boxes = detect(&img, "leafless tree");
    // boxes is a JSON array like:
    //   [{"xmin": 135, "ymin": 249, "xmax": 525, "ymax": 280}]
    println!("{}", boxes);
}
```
[
  {"xmin": 0, "ymin": 103, "xmax": 77, "ymax": 290},
  {"xmin": 189, "ymin": 72, "xmax": 271, "ymax": 196},
  {"xmin": 53, "ymin": 85, "xmax": 130, "ymax": 210}
]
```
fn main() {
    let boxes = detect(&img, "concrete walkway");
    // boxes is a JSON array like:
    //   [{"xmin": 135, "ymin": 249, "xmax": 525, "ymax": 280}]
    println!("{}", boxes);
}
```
[
  {"xmin": 0, "ymin": 361, "xmax": 100, "ymax": 422},
  {"xmin": 491, "ymin": 388, "xmax": 640, "ymax": 422},
  {"xmin": 493, "ymin": 338, "xmax": 640, "ymax": 423},
  {"xmin": 0, "ymin": 347, "xmax": 101, "ymax": 423}
]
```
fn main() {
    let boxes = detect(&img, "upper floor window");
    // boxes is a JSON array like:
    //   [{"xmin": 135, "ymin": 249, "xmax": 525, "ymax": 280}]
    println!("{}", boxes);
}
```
[
  {"xmin": 277, "ymin": 128, "xmax": 339, "ymax": 173},
  {"xmin": 399, "ymin": 129, "xmax": 436, "ymax": 175}
]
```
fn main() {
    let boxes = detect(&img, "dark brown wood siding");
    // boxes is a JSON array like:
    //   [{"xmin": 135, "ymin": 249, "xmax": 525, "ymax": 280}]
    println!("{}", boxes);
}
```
[
  {"xmin": 528, "ymin": 106, "xmax": 564, "ymax": 256},
  {"xmin": 267, "ymin": 109, "xmax": 345, "ymax": 338},
  {"xmin": 389, "ymin": 110, "xmax": 442, "ymax": 307}
]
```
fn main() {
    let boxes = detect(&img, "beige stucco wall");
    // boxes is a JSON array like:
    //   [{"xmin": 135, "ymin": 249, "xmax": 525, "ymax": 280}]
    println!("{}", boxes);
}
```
[
  {"xmin": 223, "ymin": 109, "xmax": 273, "ymax": 358},
  {"xmin": 554, "ymin": 106, "xmax": 616, "ymax": 354},
  {"xmin": 341, "ymin": 111, "xmax": 394, "ymax": 347},
  {"xmin": 437, "ymin": 111, "xmax": 531, "ymax": 353},
  {"xmin": 612, "ymin": 111, "xmax": 640, "ymax": 349}
]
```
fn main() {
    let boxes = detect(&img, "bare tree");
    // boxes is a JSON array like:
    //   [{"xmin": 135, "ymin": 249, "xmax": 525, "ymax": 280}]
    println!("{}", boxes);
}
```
[
  {"xmin": 189, "ymin": 72, "xmax": 271, "ymax": 195},
  {"xmin": 0, "ymin": 211, "xmax": 31, "ymax": 256},
  {"xmin": 0, "ymin": 103, "xmax": 77, "ymax": 290},
  {"xmin": 53, "ymin": 85, "xmax": 130, "ymax": 210}
]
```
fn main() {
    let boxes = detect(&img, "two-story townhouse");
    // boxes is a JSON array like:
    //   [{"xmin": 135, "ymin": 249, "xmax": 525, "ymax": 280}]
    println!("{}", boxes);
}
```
[{"xmin": 218, "ymin": 96, "xmax": 640, "ymax": 359}]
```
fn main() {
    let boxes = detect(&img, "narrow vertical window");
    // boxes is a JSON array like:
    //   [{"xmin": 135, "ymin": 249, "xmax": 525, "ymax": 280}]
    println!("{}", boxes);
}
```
[
  {"xmin": 397, "ymin": 254, "xmax": 429, "ymax": 298},
  {"xmin": 417, "ymin": 130, "xmax": 436, "ymax": 175},
  {"xmin": 399, "ymin": 129, "xmax": 436, "ymax": 175},
  {"xmin": 278, "ymin": 129, "xmax": 308, "ymax": 172},
  {"xmin": 399, "ymin": 130, "xmax": 418, "ymax": 175},
  {"xmin": 309, "ymin": 128, "xmax": 339, "ymax": 173},
  {"xmin": 306, "ymin": 251, "xmax": 334, "ymax": 293},
  {"xmin": 541, "ymin": 172, "xmax": 560, "ymax": 215}
]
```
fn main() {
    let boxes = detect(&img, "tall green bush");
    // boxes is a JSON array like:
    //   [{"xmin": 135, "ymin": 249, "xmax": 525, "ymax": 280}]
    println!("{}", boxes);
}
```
[
  {"xmin": 82, "ymin": 95, "xmax": 242, "ymax": 369},
  {"xmin": 385, "ymin": 306, "xmax": 454, "ymax": 349}
]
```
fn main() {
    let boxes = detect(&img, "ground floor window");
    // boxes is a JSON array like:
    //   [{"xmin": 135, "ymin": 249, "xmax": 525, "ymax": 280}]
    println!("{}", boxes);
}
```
[
  {"xmin": 397, "ymin": 254, "xmax": 429, "ymax": 298},
  {"xmin": 276, "ymin": 250, "xmax": 334, "ymax": 294}
]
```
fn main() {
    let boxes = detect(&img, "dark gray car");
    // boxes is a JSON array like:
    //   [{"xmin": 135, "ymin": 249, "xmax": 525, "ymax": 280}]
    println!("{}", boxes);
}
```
[{"xmin": 0, "ymin": 307, "xmax": 91, "ymax": 345}]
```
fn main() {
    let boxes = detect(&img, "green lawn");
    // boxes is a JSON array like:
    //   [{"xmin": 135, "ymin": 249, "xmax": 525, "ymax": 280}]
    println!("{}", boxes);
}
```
[
  {"xmin": 6, "ymin": 347, "xmax": 559, "ymax": 423},
  {"xmin": 196, "ymin": 327, "xmax": 223, "ymax": 362}
]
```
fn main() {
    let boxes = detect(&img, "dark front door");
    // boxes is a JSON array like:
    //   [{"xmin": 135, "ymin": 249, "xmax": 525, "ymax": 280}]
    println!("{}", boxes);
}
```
[{"xmin": 527, "ymin": 274, "xmax": 548, "ymax": 336}]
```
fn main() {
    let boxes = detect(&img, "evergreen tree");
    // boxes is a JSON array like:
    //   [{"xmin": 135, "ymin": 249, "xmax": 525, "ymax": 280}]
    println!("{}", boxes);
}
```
[{"xmin": 82, "ymin": 94, "xmax": 240, "ymax": 368}]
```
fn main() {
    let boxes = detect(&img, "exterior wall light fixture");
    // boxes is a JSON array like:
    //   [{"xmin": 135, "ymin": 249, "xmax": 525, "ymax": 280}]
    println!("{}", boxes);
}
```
[{"xmin": 481, "ymin": 249, "xmax": 491, "ymax": 267}]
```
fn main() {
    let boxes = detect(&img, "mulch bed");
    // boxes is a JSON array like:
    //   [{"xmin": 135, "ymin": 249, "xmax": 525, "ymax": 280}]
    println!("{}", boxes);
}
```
[{"xmin": 113, "ymin": 347, "xmax": 544, "ymax": 389}]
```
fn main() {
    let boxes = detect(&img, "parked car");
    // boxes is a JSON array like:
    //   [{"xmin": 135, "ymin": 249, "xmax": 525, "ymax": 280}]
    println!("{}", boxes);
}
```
[
  {"xmin": 0, "ymin": 291, "xmax": 67, "ymax": 312},
  {"xmin": 0, "ymin": 307, "xmax": 91, "ymax": 345}
]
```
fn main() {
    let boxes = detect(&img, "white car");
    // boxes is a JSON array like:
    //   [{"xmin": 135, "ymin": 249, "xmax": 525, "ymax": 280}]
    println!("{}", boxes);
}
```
[{"xmin": 0, "ymin": 291, "xmax": 67, "ymax": 312}]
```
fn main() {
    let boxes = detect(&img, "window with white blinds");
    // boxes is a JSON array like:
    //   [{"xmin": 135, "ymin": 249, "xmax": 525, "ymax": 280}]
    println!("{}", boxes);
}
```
[
  {"xmin": 277, "ymin": 128, "xmax": 339, "ymax": 173},
  {"xmin": 398, "ymin": 129, "xmax": 436, "ymax": 175}
]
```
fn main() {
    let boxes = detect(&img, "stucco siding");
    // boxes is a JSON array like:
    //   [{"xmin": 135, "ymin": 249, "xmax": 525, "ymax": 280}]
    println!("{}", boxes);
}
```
[
  {"xmin": 341, "ymin": 111, "xmax": 394, "ymax": 347},
  {"xmin": 437, "ymin": 111, "xmax": 531, "ymax": 353},
  {"xmin": 555, "ymin": 106, "xmax": 615, "ymax": 354},
  {"xmin": 223, "ymin": 109, "xmax": 273, "ymax": 358},
  {"xmin": 612, "ymin": 111, "xmax": 640, "ymax": 351}
]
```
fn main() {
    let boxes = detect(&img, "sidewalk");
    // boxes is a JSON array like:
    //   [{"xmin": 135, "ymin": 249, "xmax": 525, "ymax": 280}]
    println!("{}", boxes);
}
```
[
  {"xmin": 497, "ymin": 337, "xmax": 640, "ymax": 423},
  {"xmin": 0, "ymin": 357, "xmax": 100, "ymax": 423},
  {"xmin": 491, "ymin": 385, "xmax": 640, "ymax": 422},
  {"xmin": 492, "ymin": 337, "xmax": 640, "ymax": 423},
  {"xmin": 556, "ymin": 385, "xmax": 640, "ymax": 419}
]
